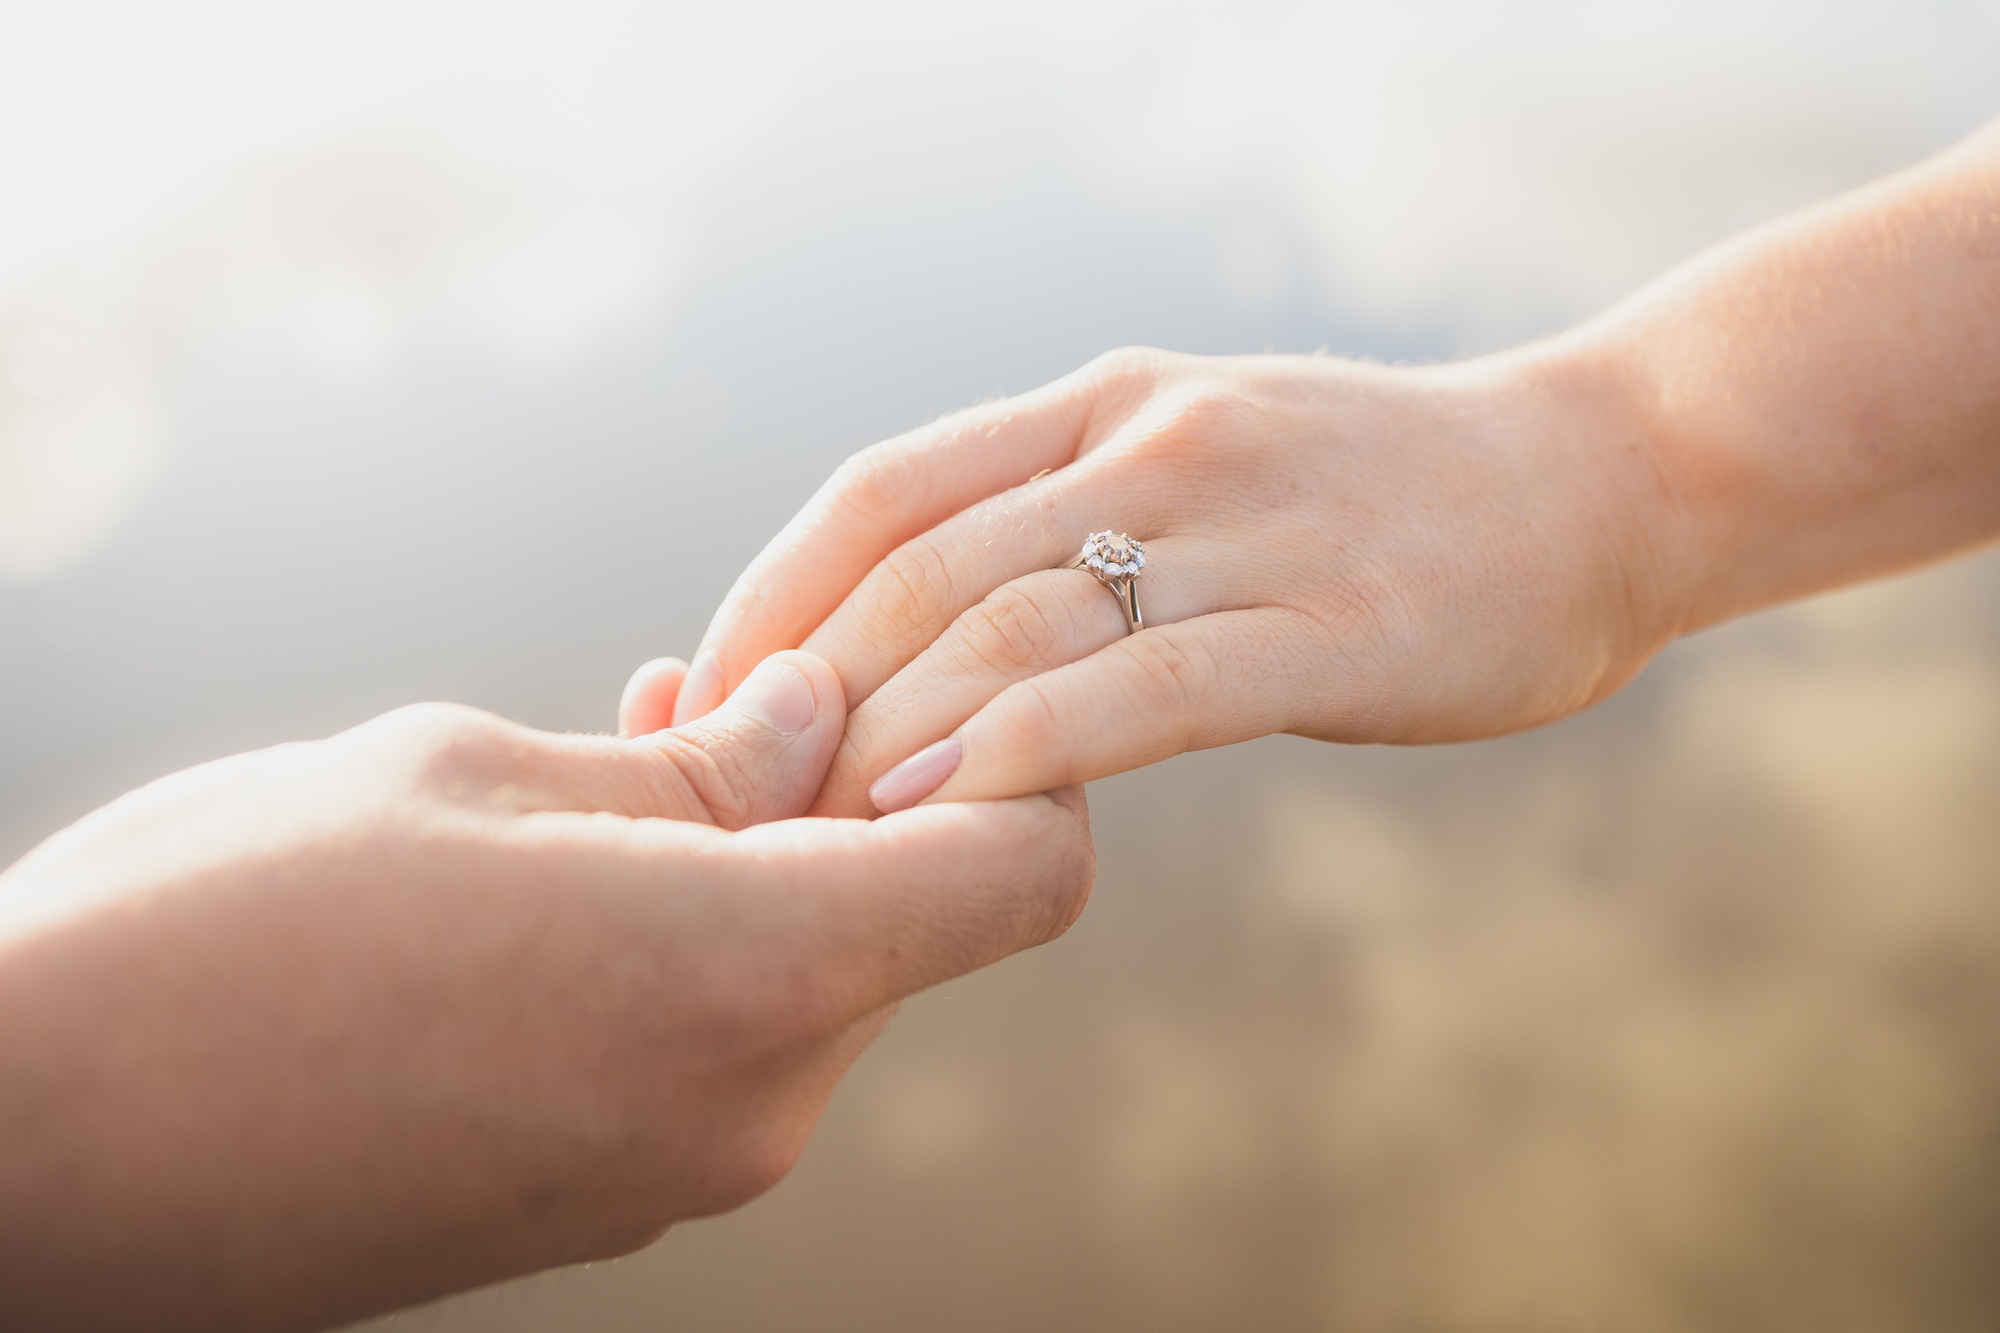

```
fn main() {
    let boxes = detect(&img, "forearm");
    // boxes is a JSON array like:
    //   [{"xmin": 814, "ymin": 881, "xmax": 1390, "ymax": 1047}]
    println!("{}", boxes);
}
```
[
  {"xmin": 0, "ymin": 826, "xmax": 630, "ymax": 1329},
  {"xmin": 1579, "ymin": 120, "xmax": 2000, "ymax": 635}
]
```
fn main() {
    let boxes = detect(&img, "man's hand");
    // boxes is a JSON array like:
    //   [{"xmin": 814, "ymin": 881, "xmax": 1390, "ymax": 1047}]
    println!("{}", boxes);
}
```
[{"xmin": 0, "ymin": 652, "xmax": 1094, "ymax": 1332}]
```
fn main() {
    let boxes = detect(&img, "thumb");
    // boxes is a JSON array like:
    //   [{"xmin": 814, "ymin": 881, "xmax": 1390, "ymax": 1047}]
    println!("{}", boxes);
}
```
[{"xmin": 626, "ymin": 651, "xmax": 848, "ymax": 828}]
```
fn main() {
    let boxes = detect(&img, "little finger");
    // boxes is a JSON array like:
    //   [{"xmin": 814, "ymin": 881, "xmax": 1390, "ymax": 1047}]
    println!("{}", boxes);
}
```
[{"xmin": 872, "ymin": 609, "xmax": 1342, "ymax": 806}]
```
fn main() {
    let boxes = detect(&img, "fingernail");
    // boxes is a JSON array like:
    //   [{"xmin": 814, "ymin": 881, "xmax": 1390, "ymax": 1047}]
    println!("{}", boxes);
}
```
[
  {"xmin": 726, "ymin": 659, "xmax": 818, "ymax": 736},
  {"xmin": 870, "ymin": 737, "xmax": 963, "ymax": 814},
  {"xmin": 672, "ymin": 650, "xmax": 725, "ymax": 726}
]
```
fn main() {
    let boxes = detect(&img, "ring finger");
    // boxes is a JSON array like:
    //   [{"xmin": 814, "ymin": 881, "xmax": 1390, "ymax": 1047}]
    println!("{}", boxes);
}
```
[
  {"xmin": 807, "ymin": 536, "xmax": 1240, "ymax": 817},
  {"xmin": 799, "ymin": 455, "xmax": 1194, "ymax": 710}
]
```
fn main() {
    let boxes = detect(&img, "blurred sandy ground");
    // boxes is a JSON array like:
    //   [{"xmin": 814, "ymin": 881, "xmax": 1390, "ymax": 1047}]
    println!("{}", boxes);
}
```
[{"xmin": 4, "ymin": 3, "xmax": 2000, "ymax": 1329}]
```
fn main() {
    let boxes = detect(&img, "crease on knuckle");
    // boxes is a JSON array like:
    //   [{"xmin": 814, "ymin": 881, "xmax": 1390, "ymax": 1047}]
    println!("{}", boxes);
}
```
[
  {"xmin": 863, "ymin": 534, "xmax": 959, "ymax": 641},
  {"xmin": 957, "ymin": 584, "xmax": 1067, "ymax": 676}
]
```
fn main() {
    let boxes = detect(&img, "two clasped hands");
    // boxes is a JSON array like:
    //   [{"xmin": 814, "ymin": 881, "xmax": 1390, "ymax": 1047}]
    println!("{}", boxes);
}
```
[{"xmin": 5, "ymin": 123, "xmax": 1999, "ymax": 1331}]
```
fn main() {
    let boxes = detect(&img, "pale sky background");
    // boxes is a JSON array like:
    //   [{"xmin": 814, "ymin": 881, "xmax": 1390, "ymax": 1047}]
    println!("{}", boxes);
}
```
[{"xmin": 4, "ymin": 1, "xmax": 1997, "ymax": 581}]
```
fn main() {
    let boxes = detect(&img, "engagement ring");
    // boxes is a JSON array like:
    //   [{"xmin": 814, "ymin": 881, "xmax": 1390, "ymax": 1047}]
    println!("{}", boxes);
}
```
[{"xmin": 1067, "ymin": 530, "xmax": 1146, "ymax": 634}]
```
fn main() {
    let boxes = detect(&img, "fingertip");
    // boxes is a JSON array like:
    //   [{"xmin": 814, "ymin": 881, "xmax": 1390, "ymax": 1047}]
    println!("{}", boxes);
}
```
[
  {"xmin": 761, "ymin": 648, "xmax": 848, "ymax": 725},
  {"xmin": 869, "ymin": 737, "xmax": 963, "ymax": 814},
  {"xmin": 671, "ymin": 650, "xmax": 728, "ymax": 726},
  {"xmin": 619, "ymin": 657, "xmax": 689, "ymax": 738},
  {"xmin": 713, "ymin": 650, "xmax": 847, "ymax": 745}
]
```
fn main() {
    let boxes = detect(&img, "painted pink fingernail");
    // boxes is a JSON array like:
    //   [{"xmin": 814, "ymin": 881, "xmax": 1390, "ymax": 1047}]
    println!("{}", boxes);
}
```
[
  {"xmin": 672, "ymin": 650, "xmax": 725, "ymax": 726},
  {"xmin": 870, "ymin": 737, "xmax": 964, "ymax": 814}
]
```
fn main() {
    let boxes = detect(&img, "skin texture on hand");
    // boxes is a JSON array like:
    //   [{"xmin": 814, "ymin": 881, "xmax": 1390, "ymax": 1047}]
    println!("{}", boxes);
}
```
[
  {"xmin": 637, "ymin": 119, "xmax": 2000, "ymax": 817},
  {"xmin": 0, "ymin": 652, "xmax": 1094, "ymax": 1332}
]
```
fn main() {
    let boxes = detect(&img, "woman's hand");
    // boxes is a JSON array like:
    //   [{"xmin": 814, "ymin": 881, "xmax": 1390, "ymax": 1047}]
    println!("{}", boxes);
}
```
[
  {"xmin": 645, "ymin": 122, "xmax": 2000, "ymax": 818},
  {"xmin": 0, "ymin": 653, "xmax": 1093, "ymax": 1331},
  {"xmin": 647, "ymin": 344, "xmax": 1679, "ymax": 816}
]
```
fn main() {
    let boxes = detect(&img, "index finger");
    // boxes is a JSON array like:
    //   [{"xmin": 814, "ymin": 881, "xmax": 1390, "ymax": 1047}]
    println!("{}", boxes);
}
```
[{"xmin": 679, "ymin": 376, "xmax": 1100, "ymax": 721}]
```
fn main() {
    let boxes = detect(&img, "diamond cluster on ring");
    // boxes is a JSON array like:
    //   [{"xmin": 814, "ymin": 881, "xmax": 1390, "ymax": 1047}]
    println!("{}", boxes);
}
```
[{"xmin": 1081, "ymin": 530, "xmax": 1145, "ymax": 577}]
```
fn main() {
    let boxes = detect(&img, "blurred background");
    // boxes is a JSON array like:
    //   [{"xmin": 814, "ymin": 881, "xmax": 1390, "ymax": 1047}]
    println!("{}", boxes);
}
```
[{"xmin": 4, "ymin": 2, "xmax": 2000, "ymax": 1328}]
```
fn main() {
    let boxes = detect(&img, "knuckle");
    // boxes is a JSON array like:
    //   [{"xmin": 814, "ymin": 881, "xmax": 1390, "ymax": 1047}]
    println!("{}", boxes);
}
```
[
  {"xmin": 1138, "ymin": 384, "xmax": 1248, "ymax": 463},
  {"xmin": 368, "ymin": 702, "xmax": 514, "ymax": 783},
  {"xmin": 956, "ymin": 583, "xmax": 1069, "ymax": 675},
  {"xmin": 375, "ymin": 699, "xmax": 488, "ymax": 743},
  {"xmin": 861, "ymin": 534, "xmax": 960, "ymax": 640},
  {"xmin": 1168, "ymin": 383, "xmax": 1250, "ymax": 434},
  {"xmin": 1083, "ymin": 381, "xmax": 1249, "ymax": 494},
  {"xmin": 829, "ymin": 444, "xmax": 925, "ymax": 526},
  {"xmin": 1084, "ymin": 344, "xmax": 1170, "ymax": 388}
]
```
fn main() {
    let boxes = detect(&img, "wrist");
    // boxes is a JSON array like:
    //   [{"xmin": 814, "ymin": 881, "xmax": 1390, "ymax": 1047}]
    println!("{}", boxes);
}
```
[{"xmin": 1492, "ymin": 326, "xmax": 1703, "ymax": 692}]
